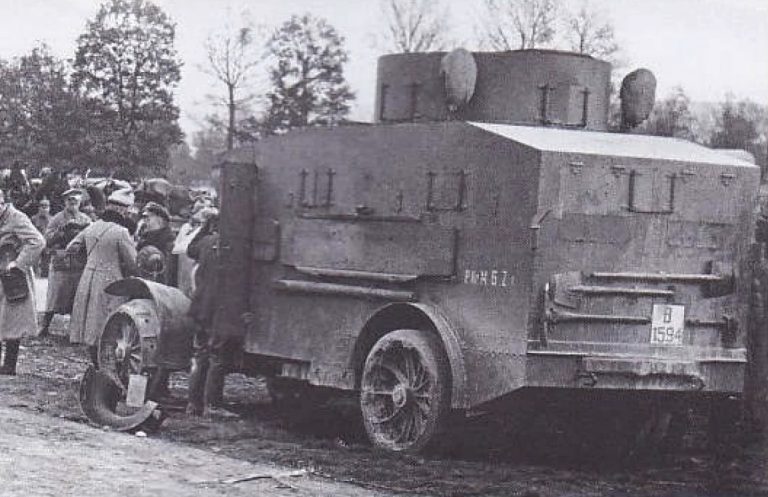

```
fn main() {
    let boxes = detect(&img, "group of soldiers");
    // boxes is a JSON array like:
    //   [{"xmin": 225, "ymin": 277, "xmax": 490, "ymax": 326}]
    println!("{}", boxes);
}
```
[{"xmin": 0, "ymin": 179, "xmax": 226, "ymax": 417}]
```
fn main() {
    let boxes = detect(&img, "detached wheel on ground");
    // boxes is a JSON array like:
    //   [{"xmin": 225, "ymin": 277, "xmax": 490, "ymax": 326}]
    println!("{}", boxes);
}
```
[{"xmin": 360, "ymin": 329, "xmax": 451, "ymax": 452}]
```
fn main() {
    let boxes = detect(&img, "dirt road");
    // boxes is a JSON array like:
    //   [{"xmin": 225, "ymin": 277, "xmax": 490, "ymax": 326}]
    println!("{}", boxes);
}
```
[
  {"xmin": 4, "ymin": 304, "xmax": 768, "ymax": 497},
  {"xmin": 0, "ymin": 402, "xmax": 404, "ymax": 497}
]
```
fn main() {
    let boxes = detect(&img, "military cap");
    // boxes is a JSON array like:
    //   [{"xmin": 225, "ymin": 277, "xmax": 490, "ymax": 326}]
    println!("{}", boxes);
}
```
[
  {"xmin": 62, "ymin": 188, "xmax": 84, "ymax": 199},
  {"xmin": 142, "ymin": 201, "xmax": 170, "ymax": 222}
]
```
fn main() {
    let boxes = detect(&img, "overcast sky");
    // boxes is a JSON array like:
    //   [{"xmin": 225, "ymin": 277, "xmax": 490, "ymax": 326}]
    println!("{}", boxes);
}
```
[{"xmin": 1, "ymin": 0, "xmax": 767, "ymax": 142}]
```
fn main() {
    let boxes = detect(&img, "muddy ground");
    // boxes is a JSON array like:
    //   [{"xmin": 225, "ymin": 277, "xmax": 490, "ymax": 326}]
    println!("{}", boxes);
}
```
[{"xmin": 4, "ymin": 323, "xmax": 768, "ymax": 497}]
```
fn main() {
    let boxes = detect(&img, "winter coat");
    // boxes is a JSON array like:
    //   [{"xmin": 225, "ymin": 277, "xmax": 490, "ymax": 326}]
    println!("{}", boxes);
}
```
[
  {"xmin": 44, "ymin": 209, "xmax": 91, "ymax": 314},
  {"xmin": 68, "ymin": 211, "xmax": 139, "ymax": 345},
  {"xmin": 0, "ymin": 205, "xmax": 44, "ymax": 340},
  {"xmin": 136, "ymin": 226, "xmax": 175, "ymax": 284},
  {"xmin": 187, "ymin": 228, "xmax": 219, "ymax": 330},
  {"xmin": 172, "ymin": 222, "xmax": 201, "ymax": 297},
  {"xmin": 30, "ymin": 211, "xmax": 51, "ymax": 234},
  {"xmin": 137, "ymin": 226, "xmax": 174, "ymax": 254}
]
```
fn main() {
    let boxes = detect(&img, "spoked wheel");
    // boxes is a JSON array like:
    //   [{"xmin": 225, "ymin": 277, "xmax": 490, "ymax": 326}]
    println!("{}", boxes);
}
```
[
  {"xmin": 360, "ymin": 329, "xmax": 450, "ymax": 453},
  {"xmin": 98, "ymin": 313, "xmax": 144, "ymax": 389}
]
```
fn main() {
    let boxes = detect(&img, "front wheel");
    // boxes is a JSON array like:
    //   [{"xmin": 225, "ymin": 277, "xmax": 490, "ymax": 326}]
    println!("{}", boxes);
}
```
[
  {"xmin": 98, "ymin": 312, "xmax": 145, "ymax": 388},
  {"xmin": 360, "ymin": 329, "xmax": 450, "ymax": 452}
]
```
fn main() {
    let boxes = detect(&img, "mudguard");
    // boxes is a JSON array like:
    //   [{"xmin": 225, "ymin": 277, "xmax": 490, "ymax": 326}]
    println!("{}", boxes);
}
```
[{"xmin": 105, "ymin": 277, "xmax": 193, "ymax": 370}]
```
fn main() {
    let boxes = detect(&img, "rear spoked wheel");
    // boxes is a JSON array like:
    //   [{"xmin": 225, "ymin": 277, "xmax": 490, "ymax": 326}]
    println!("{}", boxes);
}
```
[{"xmin": 360, "ymin": 329, "xmax": 450, "ymax": 453}]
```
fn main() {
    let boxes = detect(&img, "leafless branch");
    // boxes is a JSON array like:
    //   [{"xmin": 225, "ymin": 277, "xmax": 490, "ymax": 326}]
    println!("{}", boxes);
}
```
[
  {"xmin": 562, "ymin": 0, "xmax": 618, "ymax": 60},
  {"xmin": 200, "ymin": 12, "xmax": 267, "ymax": 149},
  {"xmin": 481, "ymin": 0, "xmax": 560, "ymax": 50},
  {"xmin": 380, "ymin": 0, "xmax": 451, "ymax": 53}
]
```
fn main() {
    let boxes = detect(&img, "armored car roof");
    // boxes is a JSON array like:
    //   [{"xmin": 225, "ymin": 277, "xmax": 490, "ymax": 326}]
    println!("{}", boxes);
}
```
[{"xmin": 470, "ymin": 122, "xmax": 756, "ymax": 168}]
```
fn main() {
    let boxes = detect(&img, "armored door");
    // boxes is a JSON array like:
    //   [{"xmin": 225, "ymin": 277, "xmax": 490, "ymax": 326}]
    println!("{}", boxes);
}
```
[{"xmin": 214, "ymin": 160, "xmax": 257, "ymax": 341}]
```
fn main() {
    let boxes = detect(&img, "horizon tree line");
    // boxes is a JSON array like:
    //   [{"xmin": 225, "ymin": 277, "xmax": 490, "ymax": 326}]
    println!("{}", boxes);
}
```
[{"xmin": 0, "ymin": 0, "xmax": 764, "ymax": 180}]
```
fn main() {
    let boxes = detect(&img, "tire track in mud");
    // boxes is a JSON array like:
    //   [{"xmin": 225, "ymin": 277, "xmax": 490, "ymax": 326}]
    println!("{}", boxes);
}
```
[{"xmin": 4, "ymin": 333, "xmax": 768, "ymax": 497}]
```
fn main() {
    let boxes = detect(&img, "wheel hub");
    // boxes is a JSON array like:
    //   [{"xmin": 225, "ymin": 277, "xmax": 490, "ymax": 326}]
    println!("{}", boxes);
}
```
[
  {"xmin": 115, "ymin": 344, "xmax": 126, "ymax": 361},
  {"xmin": 392, "ymin": 383, "xmax": 408, "ymax": 409}
]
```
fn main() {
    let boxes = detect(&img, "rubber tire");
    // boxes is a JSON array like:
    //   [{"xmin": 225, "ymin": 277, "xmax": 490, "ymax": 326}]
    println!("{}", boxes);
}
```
[{"xmin": 360, "ymin": 329, "xmax": 451, "ymax": 453}]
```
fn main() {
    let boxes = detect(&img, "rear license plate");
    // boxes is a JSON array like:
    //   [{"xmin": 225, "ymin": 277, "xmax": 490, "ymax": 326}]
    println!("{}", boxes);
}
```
[{"xmin": 650, "ymin": 304, "xmax": 685, "ymax": 345}]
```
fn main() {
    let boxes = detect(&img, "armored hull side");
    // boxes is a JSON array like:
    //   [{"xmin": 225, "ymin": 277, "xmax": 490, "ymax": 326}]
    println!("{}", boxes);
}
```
[
  {"xmin": 225, "ymin": 122, "xmax": 541, "ymax": 408},
  {"xmin": 221, "ymin": 121, "xmax": 759, "ymax": 410}
]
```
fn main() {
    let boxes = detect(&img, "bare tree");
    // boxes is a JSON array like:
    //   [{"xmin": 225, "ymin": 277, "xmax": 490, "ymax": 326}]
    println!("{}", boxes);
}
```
[
  {"xmin": 380, "ymin": 0, "xmax": 451, "ymax": 53},
  {"xmin": 482, "ymin": 0, "xmax": 560, "ymax": 50},
  {"xmin": 563, "ymin": 0, "xmax": 618, "ymax": 60},
  {"xmin": 203, "ymin": 14, "xmax": 265, "ymax": 150}
]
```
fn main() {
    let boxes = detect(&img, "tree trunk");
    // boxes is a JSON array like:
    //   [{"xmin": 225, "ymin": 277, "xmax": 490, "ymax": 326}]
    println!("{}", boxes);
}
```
[
  {"xmin": 227, "ymin": 84, "xmax": 235, "ymax": 151},
  {"xmin": 746, "ymin": 242, "xmax": 768, "ymax": 431}
]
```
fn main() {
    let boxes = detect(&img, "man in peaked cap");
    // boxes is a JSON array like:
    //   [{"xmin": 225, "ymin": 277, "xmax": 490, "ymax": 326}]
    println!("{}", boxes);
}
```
[{"xmin": 40, "ymin": 189, "xmax": 91, "ymax": 336}]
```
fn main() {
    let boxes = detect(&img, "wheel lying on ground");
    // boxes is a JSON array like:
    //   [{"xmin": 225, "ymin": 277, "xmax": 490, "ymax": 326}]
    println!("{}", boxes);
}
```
[{"xmin": 360, "ymin": 329, "xmax": 450, "ymax": 452}]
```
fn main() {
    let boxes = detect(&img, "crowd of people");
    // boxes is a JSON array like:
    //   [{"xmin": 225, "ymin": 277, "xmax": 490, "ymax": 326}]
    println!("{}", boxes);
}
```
[{"xmin": 0, "ymin": 167, "xmax": 227, "ymax": 418}]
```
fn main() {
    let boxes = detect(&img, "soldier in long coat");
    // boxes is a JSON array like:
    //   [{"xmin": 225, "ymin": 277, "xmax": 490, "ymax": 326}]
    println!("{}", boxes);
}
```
[
  {"xmin": 136, "ymin": 202, "xmax": 175, "ymax": 284},
  {"xmin": 0, "ymin": 188, "xmax": 45, "ymax": 375},
  {"xmin": 68, "ymin": 189, "xmax": 139, "ymax": 364},
  {"xmin": 186, "ymin": 214, "xmax": 239, "ymax": 416},
  {"xmin": 40, "ymin": 190, "xmax": 91, "ymax": 336}
]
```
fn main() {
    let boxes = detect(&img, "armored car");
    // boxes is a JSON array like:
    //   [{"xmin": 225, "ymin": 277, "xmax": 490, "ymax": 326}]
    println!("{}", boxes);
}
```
[{"xmin": 215, "ymin": 49, "xmax": 759, "ymax": 452}]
